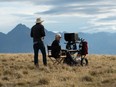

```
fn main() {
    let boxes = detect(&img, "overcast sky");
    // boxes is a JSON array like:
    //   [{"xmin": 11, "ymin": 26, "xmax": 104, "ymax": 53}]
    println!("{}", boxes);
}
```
[{"xmin": 0, "ymin": 0, "xmax": 116, "ymax": 33}]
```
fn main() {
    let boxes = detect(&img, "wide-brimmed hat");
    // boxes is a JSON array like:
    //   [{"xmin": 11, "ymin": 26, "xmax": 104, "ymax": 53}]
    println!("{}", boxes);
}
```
[{"xmin": 36, "ymin": 18, "xmax": 44, "ymax": 23}]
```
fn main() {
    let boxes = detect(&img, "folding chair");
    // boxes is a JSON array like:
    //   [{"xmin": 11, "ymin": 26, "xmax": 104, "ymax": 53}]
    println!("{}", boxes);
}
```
[{"xmin": 47, "ymin": 45, "xmax": 66, "ymax": 65}]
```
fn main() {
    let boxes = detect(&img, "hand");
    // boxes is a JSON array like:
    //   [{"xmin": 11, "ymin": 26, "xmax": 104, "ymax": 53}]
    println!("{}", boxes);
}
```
[{"xmin": 41, "ymin": 37, "xmax": 44, "ymax": 41}]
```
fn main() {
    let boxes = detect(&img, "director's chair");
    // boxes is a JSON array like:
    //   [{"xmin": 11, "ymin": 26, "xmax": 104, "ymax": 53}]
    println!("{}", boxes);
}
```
[{"xmin": 47, "ymin": 45, "xmax": 66, "ymax": 65}]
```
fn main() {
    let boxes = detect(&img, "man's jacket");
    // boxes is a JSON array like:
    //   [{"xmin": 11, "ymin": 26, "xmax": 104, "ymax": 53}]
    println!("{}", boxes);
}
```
[
  {"xmin": 31, "ymin": 23, "xmax": 45, "ymax": 42},
  {"xmin": 51, "ymin": 40, "xmax": 61, "ymax": 58}
]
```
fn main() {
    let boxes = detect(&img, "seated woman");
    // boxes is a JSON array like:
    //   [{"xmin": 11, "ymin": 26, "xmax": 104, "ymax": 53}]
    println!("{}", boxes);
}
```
[{"xmin": 51, "ymin": 34, "xmax": 77, "ymax": 66}]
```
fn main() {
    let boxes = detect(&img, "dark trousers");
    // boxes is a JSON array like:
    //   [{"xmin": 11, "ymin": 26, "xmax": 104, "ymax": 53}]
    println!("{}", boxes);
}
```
[
  {"xmin": 33, "ymin": 41, "xmax": 47, "ymax": 65},
  {"xmin": 63, "ymin": 51, "xmax": 77, "ymax": 66}
]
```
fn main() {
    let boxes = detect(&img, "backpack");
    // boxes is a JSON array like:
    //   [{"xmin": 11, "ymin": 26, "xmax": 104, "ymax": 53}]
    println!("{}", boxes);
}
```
[
  {"xmin": 79, "ymin": 41, "xmax": 88, "ymax": 55},
  {"xmin": 82, "ymin": 41, "xmax": 88, "ymax": 55}
]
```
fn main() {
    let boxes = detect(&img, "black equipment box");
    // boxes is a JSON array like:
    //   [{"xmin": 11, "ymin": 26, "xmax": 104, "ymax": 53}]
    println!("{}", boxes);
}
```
[{"xmin": 64, "ymin": 33, "xmax": 78, "ymax": 42}]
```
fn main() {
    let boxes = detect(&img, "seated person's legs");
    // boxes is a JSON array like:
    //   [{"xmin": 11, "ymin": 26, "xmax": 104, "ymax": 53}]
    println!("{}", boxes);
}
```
[{"xmin": 63, "ymin": 51, "xmax": 77, "ymax": 65}]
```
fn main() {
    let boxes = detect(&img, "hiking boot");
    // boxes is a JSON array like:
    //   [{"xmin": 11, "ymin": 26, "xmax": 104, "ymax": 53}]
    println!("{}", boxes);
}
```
[
  {"xmin": 44, "ymin": 64, "xmax": 47, "ymax": 66},
  {"xmin": 35, "ymin": 64, "xmax": 39, "ymax": 68}
]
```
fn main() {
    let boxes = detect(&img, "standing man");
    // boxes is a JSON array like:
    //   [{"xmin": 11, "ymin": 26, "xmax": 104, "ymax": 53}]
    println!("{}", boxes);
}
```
[{"xmin": 31, "ymin": 18, "xmax": 47, "ymax": 67}]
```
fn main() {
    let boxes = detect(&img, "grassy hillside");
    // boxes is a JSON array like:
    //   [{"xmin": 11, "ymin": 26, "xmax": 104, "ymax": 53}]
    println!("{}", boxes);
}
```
[{"xmin": 0, "ymin": 54, "xmax": 116, "ymax": 87}]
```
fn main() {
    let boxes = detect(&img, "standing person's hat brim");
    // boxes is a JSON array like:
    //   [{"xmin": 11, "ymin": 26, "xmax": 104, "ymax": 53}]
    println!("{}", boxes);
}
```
[{"xmin": 36, "ymin": 18, "xmax": 44, "ymax": 23}]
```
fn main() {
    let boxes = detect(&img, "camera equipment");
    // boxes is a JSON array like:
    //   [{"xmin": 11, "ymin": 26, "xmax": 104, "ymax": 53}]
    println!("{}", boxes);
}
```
[
  {"xmin": 64, "ymin": 33, "xmax": 88, "ymax": 66},
  {"xmin": 64, "ymin": 33, "xmax": 78, "ymax": 42},
  {"xmin": 64, "ymin": 33, "xmax": 78, "ymax": 50}
]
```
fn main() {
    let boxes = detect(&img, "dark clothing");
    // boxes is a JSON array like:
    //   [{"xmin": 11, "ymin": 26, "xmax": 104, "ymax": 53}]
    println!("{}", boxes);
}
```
[
  {"xmin": 51, "ymin": 39, "xmax": 77, "ymax": 65},
  {"xmin": 33, "ymin": 41, "xmax": 47, "ymax": 65},
  {"xmin": 63, "ymin": 51, "xmax": 77, "ymax": 66},
  {"xmin": 51, "ymin": 40, "xmax": 61, "ymax": 58},
  {"xmin": 31, "ymin": 23, "xmax": 45, "ymax": 42},
  {"xmin": 31, "ymin": 23, "xmax": 47, "ymax": 66}
]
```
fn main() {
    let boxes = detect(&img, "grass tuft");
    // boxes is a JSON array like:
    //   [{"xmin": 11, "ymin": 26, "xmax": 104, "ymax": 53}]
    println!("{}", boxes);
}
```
[
  {"xmin": 3, "ymin": 70, "xmax": 12, "ymax": 76},
  {"xmin": 37, "ymin": 78, "xmax": 49, "ymax": 85},
  {"xmin": 81, "ymin": 75, "xmax": 93, "ymax": 82},
  {"xmin": 0, "ymin": 82, "xmax": 3, "ymax": 87},
  {"xmin": 2, "ymin": 76, "xmax": 9, "ymax": 81},
  {"xmin": 22, "ymin": 70, "xmax": 28, "ymax": 75}
]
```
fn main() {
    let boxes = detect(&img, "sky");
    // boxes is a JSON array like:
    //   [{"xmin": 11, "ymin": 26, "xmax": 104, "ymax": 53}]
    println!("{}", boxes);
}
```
[{"xmin": 0, "ymin": 0, "xmax": 116, "ymax": 34}]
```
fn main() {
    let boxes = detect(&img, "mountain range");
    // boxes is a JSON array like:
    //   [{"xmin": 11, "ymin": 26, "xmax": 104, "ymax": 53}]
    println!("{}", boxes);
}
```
[{"xmin": 0, "ymin": 24, "xmax": 116, "ymax": 55}]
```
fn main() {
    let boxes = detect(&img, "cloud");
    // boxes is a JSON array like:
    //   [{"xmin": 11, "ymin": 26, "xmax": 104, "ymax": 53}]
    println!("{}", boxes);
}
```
[
  {"xmin": 0, "ymin": 0, "xmax": 101, "ymax": 4},
  {"xmin": 37, "ymin": 5, "xmax": 101, "ymax": 15},
  {"xmin": 0, "ymin": 0, "xmax": 116, "ymax": 33},
  {"xmin": 99, "ymin": 16, "xmax": 116, "ymax": 21},
  {"xmin": 36, "ymin": 3, "xmax": 115, "ymax": 16},
  {"xmin": 1, "ymin": 0, "xmax": 115, "ymax": 16}
]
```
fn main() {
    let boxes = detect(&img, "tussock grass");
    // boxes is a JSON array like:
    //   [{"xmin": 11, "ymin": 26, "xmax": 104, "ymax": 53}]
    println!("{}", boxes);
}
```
[
  {"xmin": 81, "ymin": 75, "xmax": 93, "ymax": 82},
  {"xmin": 0, "ymin": 82, "xmax": 3, "ymax": 87},
  {"xmin": 0, "ymin": 54, "xmax": 116, "ymax": 87},
  {"xmin": 37, "ymin": 77, "xmax": 50, "ymax": 85},
  {"xmin": 2, "ymin": 76, "xmax": 9, "ymax": 81}
]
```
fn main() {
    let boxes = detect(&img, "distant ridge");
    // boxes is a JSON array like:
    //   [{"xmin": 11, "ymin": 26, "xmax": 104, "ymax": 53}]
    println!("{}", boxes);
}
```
[
  {"xmin": 0, "ymin": 24, "xmax": 116, "ymax": 54},
  {"xmin": 0, "ymin": 24, "xmax": 56, "ymax": 53}
]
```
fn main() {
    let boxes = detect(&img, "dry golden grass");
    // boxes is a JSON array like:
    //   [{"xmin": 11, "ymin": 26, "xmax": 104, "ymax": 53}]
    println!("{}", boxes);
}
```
[{"xmin": 0, "ymin": 54, "xmax": 116, "ymax": 87}]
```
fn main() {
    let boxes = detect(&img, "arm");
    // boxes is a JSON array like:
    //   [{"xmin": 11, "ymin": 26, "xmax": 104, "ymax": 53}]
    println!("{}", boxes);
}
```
[
  {"xmin": 52, "ymin": 41, "xmax": 61, "ymax": 52},
  {"xmin": 51, "ymin": 40, "xmax": 61, "ymax": 57},
  {"xmin": 40, "ymin": 25, "xmax": 45, "ymax": 37},
  {"xmin": 30, "ymin": 27, "xmax": 33, "ymax": 38}
]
